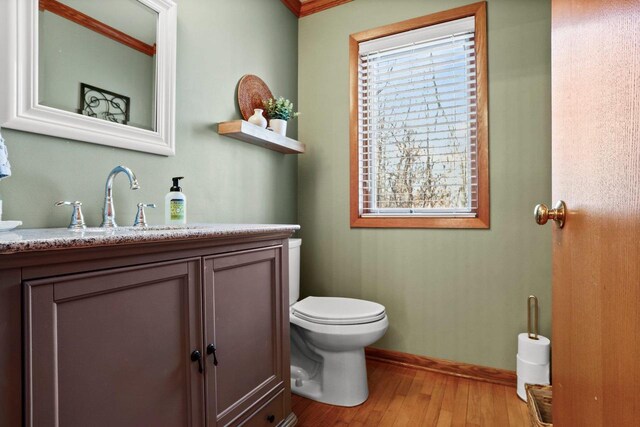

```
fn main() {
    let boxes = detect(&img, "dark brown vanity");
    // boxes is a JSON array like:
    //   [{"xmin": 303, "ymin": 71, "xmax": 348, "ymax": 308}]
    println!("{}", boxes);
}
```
[{"xmin": 0, "ymin": 225, "xmax": 298, "ymax": 427}]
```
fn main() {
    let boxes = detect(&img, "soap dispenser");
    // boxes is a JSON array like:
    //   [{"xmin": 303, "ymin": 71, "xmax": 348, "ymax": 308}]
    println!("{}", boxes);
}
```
[{"xmin": 165, "ymin": 177, "xmax": 187, "ymax": 225}]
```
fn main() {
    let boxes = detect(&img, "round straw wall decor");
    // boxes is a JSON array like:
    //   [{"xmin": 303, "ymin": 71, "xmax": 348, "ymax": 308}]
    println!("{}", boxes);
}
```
[{"xmin": 237, "ymin": 75, "xmax": 274, "ymax": 121}]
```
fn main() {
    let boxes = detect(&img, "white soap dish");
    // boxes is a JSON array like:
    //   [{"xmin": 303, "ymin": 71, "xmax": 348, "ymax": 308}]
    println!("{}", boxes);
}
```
[{"xmin": 0, "ymin": 221, "xmax": 22, "ymax": 232}]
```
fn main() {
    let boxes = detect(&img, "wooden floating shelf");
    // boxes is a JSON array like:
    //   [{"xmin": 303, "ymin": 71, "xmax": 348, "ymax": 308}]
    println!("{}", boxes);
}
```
[{"xmin": 217, "ymin": 120, "xmax": 306, "ymax": 154}]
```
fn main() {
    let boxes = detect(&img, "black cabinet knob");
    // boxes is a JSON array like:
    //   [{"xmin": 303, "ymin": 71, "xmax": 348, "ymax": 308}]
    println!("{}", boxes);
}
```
[
  {"xmin": 206, "ymin": 343, "xmax": 219, "ymax": 366},
  {"xmin": 266, "ymin": 414, "xmax": 275, "ymax": 423},
  {"xmin": 191, "ymin": 350, "xmax": 203, "ymax": 373}
]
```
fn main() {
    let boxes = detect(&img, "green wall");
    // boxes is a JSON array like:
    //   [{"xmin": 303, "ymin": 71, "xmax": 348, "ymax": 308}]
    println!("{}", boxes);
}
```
[
  {"xmin": 298, "ymin": 0, "xmax": 551, "ymax": 370},
  {"xmin": 1, "ymin": 0, "xmax": 299, "ymax": 228}
]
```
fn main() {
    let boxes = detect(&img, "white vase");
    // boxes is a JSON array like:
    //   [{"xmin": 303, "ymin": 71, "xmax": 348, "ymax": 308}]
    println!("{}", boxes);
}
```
[
  {"xmin": 269, "ymin": 119, "xmax": 287, "ymax": 136},
  {"xmin": 248, "ymin": 109, "xmax": 267, "ymax": 129}
]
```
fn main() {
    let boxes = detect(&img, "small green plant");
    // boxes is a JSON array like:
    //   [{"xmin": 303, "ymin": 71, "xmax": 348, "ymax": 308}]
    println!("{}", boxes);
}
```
[{"xmin": 263, "ymin": 97, "xmax": 299, "ymax": 121}]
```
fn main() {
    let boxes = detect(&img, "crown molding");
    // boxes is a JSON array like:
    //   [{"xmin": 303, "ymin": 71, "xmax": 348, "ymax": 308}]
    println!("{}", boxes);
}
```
[
  {"xmin": 281, "ymin": 0, "xmax": 301, "ymax": 17},
  {"xmin": 281, "ymin": 0, "xmax": 353, "ymax": 18}
]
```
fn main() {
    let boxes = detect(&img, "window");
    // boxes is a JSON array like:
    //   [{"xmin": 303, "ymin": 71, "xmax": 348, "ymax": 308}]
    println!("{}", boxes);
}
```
[{"xmin": 349, "ymin": 2, "xmax": 489, "ymax": 228}]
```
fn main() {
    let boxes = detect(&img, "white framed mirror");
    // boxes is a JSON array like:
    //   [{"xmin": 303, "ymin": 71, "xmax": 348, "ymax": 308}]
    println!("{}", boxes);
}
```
[{"xmin": 0, "ymin": 0, "xmax": 177, "ymax": 156}]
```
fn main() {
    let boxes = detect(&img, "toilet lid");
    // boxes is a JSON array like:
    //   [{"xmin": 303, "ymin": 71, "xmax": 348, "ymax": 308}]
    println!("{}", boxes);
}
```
[{"xmin": 292, "ymin": 296, "xmax": 386, "ymax": 325}]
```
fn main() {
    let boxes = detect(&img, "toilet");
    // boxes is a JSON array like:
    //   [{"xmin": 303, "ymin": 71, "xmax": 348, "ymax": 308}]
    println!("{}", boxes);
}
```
[{"xmin": 288, "ymin": 238, "xmax": 389, "ymax": 407}]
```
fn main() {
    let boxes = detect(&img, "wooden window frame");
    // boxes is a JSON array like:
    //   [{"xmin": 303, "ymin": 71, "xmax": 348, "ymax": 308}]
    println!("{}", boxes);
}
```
[{"xmin": 349, "ymin": 1, "xmax": 489, "ymax": 229}]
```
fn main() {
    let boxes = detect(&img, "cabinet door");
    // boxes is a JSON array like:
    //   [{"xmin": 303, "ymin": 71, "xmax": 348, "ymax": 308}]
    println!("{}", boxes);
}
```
[
  {"xmin": 24, "ymin": 260, "xmax": 205, "ymax": 427},
  {"xmin": 203, "ymin": 247, "xmax": 284, "ymax": 426}
]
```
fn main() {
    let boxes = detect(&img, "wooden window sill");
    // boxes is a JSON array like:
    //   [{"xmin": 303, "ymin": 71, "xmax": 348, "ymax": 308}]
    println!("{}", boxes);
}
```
[{"xmin": 350, "ymin": 215, "xmax": 489, "ymax": 229}]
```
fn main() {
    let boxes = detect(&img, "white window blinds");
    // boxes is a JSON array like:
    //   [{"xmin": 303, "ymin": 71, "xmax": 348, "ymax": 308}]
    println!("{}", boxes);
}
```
[{"xmin": 357, "ymin": 17, "xmax": 478, "ymax": 217}]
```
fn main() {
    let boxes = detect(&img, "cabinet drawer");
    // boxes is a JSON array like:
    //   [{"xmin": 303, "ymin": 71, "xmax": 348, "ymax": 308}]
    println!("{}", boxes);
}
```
[{"xmin": 239, "ymin": 391, "xmax": 285, "ymax": 427}]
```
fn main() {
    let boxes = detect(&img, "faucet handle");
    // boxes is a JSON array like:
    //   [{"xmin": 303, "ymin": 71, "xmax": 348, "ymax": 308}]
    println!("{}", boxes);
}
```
[
  {"xmin": 55, "ymin": 201, "xmax": 86, "ymax": 230},
  {"xmin": 133, "ymin": 203, "xmax": 156, "ymax": 228}
]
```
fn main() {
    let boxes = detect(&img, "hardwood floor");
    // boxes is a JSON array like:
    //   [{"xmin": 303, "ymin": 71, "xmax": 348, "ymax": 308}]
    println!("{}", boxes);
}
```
[{"xmin": 291, "ymin": 359, "xmax": 529, "ymax": 426}]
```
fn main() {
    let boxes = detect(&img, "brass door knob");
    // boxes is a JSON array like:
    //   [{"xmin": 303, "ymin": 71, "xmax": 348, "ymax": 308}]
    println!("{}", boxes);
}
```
[{"xmin": 534, "ymin": 201, "xmax": 566, "ymax": 228}]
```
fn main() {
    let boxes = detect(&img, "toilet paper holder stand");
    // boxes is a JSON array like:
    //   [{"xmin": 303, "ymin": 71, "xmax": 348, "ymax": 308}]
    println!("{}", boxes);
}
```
[{"xmin": 527, "ymin": 295, "xmax": 539, "ymax": 340}]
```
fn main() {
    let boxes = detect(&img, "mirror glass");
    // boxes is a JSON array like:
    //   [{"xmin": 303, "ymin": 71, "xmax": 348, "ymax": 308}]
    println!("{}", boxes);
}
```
[{"xmin": 38, "ymin": 0, "xmax": 158, "ymax": 131}]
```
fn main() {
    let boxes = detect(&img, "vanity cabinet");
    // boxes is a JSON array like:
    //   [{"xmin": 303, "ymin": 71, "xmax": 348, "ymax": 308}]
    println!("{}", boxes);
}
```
[
  {"xmin": 204, "ymin": 249, "xmax": 286, "ymax": 426},
  {"xmin": 0, "ymin": 229, "xmax": 296, "ymax": 427},
  {"xmin": 25, "ymin": 260, "xmax": 205, "ymax": 427}
]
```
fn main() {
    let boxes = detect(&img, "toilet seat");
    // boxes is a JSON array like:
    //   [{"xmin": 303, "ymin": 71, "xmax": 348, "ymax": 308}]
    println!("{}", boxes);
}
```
[{"xmin": 292, "ymin": 296, "xmax": 386, "ymax": 325}]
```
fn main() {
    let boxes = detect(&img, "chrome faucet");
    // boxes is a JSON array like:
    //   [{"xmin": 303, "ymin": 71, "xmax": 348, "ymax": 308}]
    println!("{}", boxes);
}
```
[{"xmin": 100, "ymin": 166, "xmax": 140, "ymax": 228}]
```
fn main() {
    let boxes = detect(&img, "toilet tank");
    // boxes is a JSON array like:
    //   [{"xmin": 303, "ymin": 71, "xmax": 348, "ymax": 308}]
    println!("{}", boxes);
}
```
[{"xmin": 288, "ymin": 238, "xmax": 301, "ymax": 306}]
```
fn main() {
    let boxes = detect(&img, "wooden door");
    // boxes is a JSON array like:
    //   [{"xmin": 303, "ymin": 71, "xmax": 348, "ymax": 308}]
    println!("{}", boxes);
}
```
[
  {"xmin": 552, "ymin": 1, "xmax": 640, "ymax": 425},
  {"xmin": 203, "ymin": 247, "xmax": 285, "ymax": 426},
  {"xmin": 24, "ymin": 260, "xmax": 205, "ymax": 427}
]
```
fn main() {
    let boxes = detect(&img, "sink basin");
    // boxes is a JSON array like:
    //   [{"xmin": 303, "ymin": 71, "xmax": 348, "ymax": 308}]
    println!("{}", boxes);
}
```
[
  {"xmin": 71, "ymin": 227, "xmax": 111, "ymax": 233},
  {"xmin": 69, "ymin": 225, "xmax": 211, "ymax": 234},
  {"xmin": 123, "ymin": 225, "xmax": 209, "ymax": 231},
  {"xmin": 70, "ymin": 227, "xmax": 132, "ymax": 235}
]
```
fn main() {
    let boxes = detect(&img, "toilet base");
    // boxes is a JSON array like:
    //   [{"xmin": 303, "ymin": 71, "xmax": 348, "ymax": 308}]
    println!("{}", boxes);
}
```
[{"xmin": 291, "ymin": 346, "xmax": 369, "ymax": 407}]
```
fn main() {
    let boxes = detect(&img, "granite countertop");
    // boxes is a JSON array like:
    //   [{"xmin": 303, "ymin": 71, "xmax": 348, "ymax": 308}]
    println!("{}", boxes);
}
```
[{"xmin": 0, "ymin": 224, "xmax": 300, "ymax": 254}]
